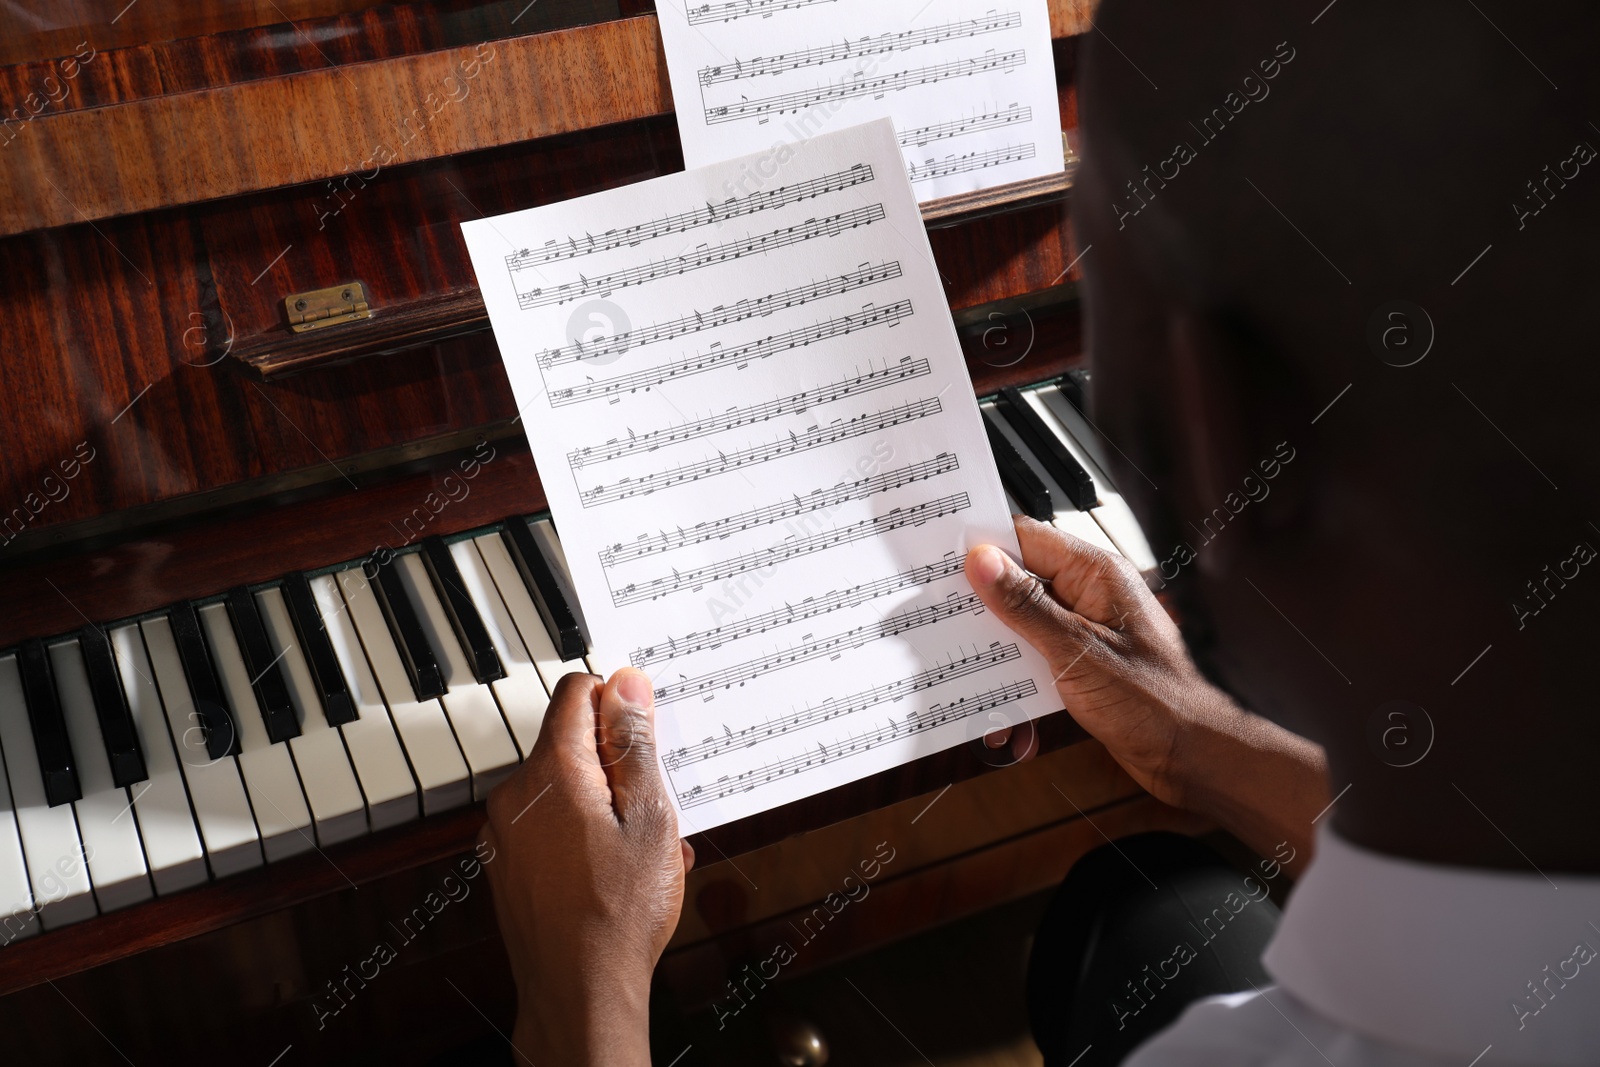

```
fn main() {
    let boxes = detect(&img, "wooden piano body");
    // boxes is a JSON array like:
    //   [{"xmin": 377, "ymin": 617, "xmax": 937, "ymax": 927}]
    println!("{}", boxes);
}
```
[{"xmin": 0, "ymin": 2, "xmax": 1202, "ymax": 1061}]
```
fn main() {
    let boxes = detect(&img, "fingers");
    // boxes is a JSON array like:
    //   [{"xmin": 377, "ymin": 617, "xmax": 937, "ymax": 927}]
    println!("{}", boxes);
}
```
[
  {"xmin": 967, "ymin": 542, "xmax": 1087, "ymax": 655},
  {"xmin": 533, "ymin": 672, "xmax": 606, "ymax": 761},
  {"xmin": 596, "ymin": 668, "xmax": 670, "ymax": 824},
  {"xmin": 1012, "ymin": 517, "xmax": 1137, "ymax": 616}
]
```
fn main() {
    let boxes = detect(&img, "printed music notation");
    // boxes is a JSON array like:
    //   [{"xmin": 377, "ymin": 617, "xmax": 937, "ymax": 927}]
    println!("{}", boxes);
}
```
[
  {"xmin": 687, "ymin": 0, "xmax": 840, "ymax": 25},
  {"xmin": 662, "ymin": 643, "xmax": 1023, "ymax": 769},
  {"xmin": 504, "ymin": 166, "xmax": 874, "ymax": 273},
  {"xmin": 704, "ymin": 51, "xmax": 1025, "ymax": 125},
  {"xmin": 550, "ymin": 299, "xmax": 913, "ymax": 408},
  {"xmin": 600, "ymin": 452, "xmax": 958, "ymax": 566},
  {"xmin": 570, "ymin": 360, "xmax": 929, "ymax": 471},
  {"xmin": 535, "ymin": 262, "xmax": 903, "ymax": 369},
  {"xmin": 696, "ymin": 14, "xmax": 1020, "ymax": 86},
  {"xmin": 652, "ymin": 590, "xmax": 988, "ymax": 706},
  {"xmin": 578, "ymin": 396, "xmax": 942, "ymax": 507},
  {"xmin": 897, "ymin": 104, "xmax": 1032, "ymax": 147},
  {"xmin": 673, "ymin": 679, "xmax": 1039, "ymax": 808},
  {"xmin": 908, "ymin": 142, "xmax": 1037, "ymax": 183},
  {"xmin": 516, "ymin": 204, "xmax": 887, "ymax": 310},
  {"xmin": 611, "ymin": 493, "xmax": 971, "ymax": 606},
  {"xmin": 628, "ymin": 553, "xmax": 966, "ymax": 668}
]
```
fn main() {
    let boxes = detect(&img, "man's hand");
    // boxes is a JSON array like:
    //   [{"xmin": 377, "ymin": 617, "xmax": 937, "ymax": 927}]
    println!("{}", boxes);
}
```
[
  {"xmin": 481, "ymin": 668, "xmax": 692, "ymax": 1066},
  {"xmin": 966, "ymin": 517, "xmax": 1327, "ymax": 868}
]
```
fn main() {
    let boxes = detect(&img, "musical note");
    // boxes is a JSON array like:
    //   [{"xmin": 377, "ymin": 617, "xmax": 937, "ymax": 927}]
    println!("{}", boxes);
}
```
[
  {"xmin": 504, "ymin": 166, "xmax": 874, "ymax": 273},
  {"xmin": 535, "ymin": 261, "xmax": 902, "ymax": 369},
  {"xmin": 516, "ymin": 205, "xmax": 887, "ymax": 310},
  {"xmin": 908, "ymin": 142, "xmax": 1036, "ymax": 183},
  {"xmin": 600, "ymin": 451, "xmax": 956, "ymax": 566},
  {"xmin": 652, "ymin": 591, "xmax": 988, "ymax": 706},
  {"xmin": 578, "ymin": 396, "xmax": 940, "ymax": 507},
  {"xmin": 687, "ymin": 0, "xmax": 841, "ymax": 25},
  {"xmin": 702, "ymin": 52, "xmax": 1025, "ymax": 126},
  {"xmin": 549, "ymin": 299, "xmax": 912, "ymax": 408},
  {"xmin": 662, "ymin": 643, "xmax": 1023, "ymax": 768},
  {"xmin": 628, "ymin": 553, "xmax": 966, "ymax": 667},
  {"xmin": 671, "ymin": 679, "xmax": 1039, "ymax": 807},
  {"xmin": 695, "ymin": 14, "xmax": 1021, "ymax": 87},
  {"xmin": 571, "ymin": 360, "xmax": 931, "ymax": 472},
  {"xmin": 612, "ymin": 492, "xmax": 970, "ymax": 605},
  {"xmin": 896, "ymin": 105, "xmax": 1032, "ymax": 147}
]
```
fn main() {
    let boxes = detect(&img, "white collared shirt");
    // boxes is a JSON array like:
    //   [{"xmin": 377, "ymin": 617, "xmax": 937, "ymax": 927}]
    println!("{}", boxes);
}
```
[{"xmin": 1126, "ymin": 825, "xmax": 1600, "ymax": 1066}]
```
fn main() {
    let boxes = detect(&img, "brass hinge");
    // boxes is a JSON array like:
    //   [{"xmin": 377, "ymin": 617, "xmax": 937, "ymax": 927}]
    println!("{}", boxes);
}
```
[{"xmin": 285, "ymin": 282, "xmax": 372, "ymax": 332}]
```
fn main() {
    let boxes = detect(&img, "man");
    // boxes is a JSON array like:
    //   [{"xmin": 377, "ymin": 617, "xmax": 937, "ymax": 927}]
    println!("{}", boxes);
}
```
[{"xmin": 478, "ymin": 2, "xmax": 1600, "ymax": 1063}]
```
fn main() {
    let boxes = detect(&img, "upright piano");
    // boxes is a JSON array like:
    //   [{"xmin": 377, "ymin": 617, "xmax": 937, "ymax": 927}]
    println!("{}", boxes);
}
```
[{"xmin": 0, "ymin": 2, "xmax": 1203, "ymax": 1061}]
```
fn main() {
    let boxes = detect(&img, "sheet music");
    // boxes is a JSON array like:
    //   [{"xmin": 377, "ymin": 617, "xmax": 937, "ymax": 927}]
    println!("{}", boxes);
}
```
[
  {"xmin": 656, "ymin": 0, "xmax": 1065, "ymax": 202},
  {"xmin": 462, "ymin": 120, "xmax": 1058, "ymax": 832}
]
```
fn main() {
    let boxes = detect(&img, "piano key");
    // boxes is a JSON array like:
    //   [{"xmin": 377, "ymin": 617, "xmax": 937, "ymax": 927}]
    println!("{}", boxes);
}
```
[
  {"xmin": 982, "ymin": 410, "xmax": 1052, "ymax": 521},
  {"xmin": 0, "ymin": 655, "xmax": 96, "ymax": 930},
  {"xmin": 1030, "ymin": 388, "xmax": 1160, "ymax": 574},
  {"xmin": 225, "ymin": 585, "xmax": 299, "ymax": 744},
  {"xmin": 474, "ymin": 532, "xmax": 590, "ymax": 693},
  {"xmin": 76, "ymin": 625, "xmax": 147, "ymax": 788},
  {"xmin": 198, "ymin": 604, "xmax": 315, "ymax": 863},
  {"xmin": 501, "ymin": 518, "xmax": 586, "ymax": 661},
  {"xmin": 421, "ymin": 537, "xmax": 505, "ymax": 685},
  {"xmin": 370, "ymin": 555, "xmax": 446, "ymax": 702},
  {"xmin": 450, "ymin": 538, "xmax": 551, "ymax": 757},
  {"xmin": 47, "ymin": 640, "xmax": 153, "ymax": 912},
  {"xmin": 996, "ymin": 386, "xmax": 1097, "ymax": 511},
  {"xmin": 531, "ymin": 519, "xmax": 592, "ymax": 652},
  {"xmin": 167, "ymin": 600, "xmax": 239, "ymax": 759},
  {"xmin": 0, "ymin": 716, "xmax": 39, "ymax": 945},
  {"xmin": 336, "ymin": 567, "xmax": 471, "ymax": 816},
  {"xmin": 140, "ymin": 616, "xmax": 263, "ymax": 878},
  {"xmin": 1047, "ymin": 370, "xmax": 1114, "ymax": 476},
  {"xmin": 308, "ymin": 574, "xmax": 418, "ymax": 832},
  {"xmin": 395, "ymin": 553, "xmax": 519, "ymax": 797},
  {"xmin": 981, "ymin": 400, "xmax": 1122, "ymax": 558},
  {"xmin": 281, "ymin": 573, "xmax": 357, "ymax": 727},
  {"xmin": 256, "ymin": 588, "xmax": 368, "ymax": 846},
  {"xmin": 15, "ymin": 640, "xmax": 80, "ymax": 808},
  {"xmin": 107, "ymin": 624, "xmax": 208, "ymax": 895}
]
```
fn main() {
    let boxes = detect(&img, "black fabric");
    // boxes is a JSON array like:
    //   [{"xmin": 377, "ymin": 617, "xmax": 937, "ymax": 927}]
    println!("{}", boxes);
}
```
[{"xmin": 1027, "ymin": 832, "xmax": 1281, "ymax": 1067}]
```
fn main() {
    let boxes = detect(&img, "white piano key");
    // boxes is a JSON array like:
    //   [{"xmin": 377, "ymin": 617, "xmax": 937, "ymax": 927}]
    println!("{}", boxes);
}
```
[
  {"xmin": 48, "ymin": 641, "xmax": 152, "ymax": 912},
  {"xmin": 0, "ymin": 685, "xmax": 38, "ymax": 944},
  {"xmin": 0, "ymin": 655, "xmax": 95, "ymax": 930},
  {"xmin": 108, "ymin": 625, "xmax": 207, "ymax": 896},
  {"xmin": 140, "ymin": 617, "xmax": 263, "ymax": 878},
  {"xmin": 1030, "ymin": 388, "xmax": 1159, "ymax": 573},
  {"xmin": 474, "ymin": 533, "xmax": 590, "ymax": 693},
  {"xmin": 336, "ymin": 567, "xmax": 471, "ymax": 816},
  {"xmin": 256, "ymin": 589, "xmax": 368, "ymax": 847},
  {"xmin": 395, "ymin": 553, "xmax": 519, "ymax": 797},
  {"xmin": 309, "ymin": 575, "xmax": 418, "ymax": 832},
  {"xmin": 451, "ymin": 539, "xmax": 551, "ymax": 757},
  {"xmin": 981, "ymin": 400, "xmax": 1123, "ymax": 558},
  {"xmin": 197, "ymin": 604, "xmax": 314, "ymax": 864}
]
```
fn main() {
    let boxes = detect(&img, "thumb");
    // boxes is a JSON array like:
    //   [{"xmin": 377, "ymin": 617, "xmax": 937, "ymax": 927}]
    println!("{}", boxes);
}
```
[
  {"xmin": 966, "ymin": 544, "xmax": 1092, "ymax": 679},
  {"xmin": 597, "ymin": 668, "xmax": 670, "ymax": 823}
]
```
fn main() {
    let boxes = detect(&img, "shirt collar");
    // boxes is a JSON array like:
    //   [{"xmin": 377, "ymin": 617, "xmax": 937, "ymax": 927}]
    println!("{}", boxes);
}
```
[{"xmin": 1264, "ymin": 823, "xmax": 1600, "ymax": 1065}]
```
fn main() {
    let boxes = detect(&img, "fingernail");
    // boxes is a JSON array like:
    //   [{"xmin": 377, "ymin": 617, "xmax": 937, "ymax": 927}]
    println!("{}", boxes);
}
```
[
  {"xmin": 969, "ymin": 545, "xmax": 1008, "ymax": 587},
  {"xmin": 615, "ymin": 668, "xmax": 655, "ymax": 709}
]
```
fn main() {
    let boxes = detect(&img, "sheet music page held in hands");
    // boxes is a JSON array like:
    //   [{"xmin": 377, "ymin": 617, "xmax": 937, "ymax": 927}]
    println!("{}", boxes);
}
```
[
  {"xmin": 462, "ymin": 120, "xmax": 1058, "ymax": 833},
  {"xmin": 656, "ymin": 0, "xmax": 1066, "ymax": 202}
]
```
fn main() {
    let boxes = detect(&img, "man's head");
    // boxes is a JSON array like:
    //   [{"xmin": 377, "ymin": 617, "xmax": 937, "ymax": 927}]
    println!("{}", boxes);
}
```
[{"xmin": 1076, "ymin": 1, "xmax": 1600, "ymax": 870}]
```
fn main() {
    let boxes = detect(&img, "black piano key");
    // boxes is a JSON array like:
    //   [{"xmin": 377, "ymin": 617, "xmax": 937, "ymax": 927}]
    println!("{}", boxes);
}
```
[
  {"xmin": 421, "ymin": 537, "xmax": 505, "ymax": 684},
  {"xmin": 996, "ymin": 387, "xmax": 1097, "ymax": 512},
  {"xmin": 16, "ymin": 640, "xmax": 80, "ymax": 807},
  {"xmin": 370, "ymin": 554, "xmax": 446, "ymax": 701},
  {"xmin": 1057, "ymin": 368, "xmax": 1092, "ymax": 414},
  {"xmin": 502, "ymin": 518, "xmax": 586, "ymax": 661},
  {"xmin": 224, "ymin": 586, "xmax": 300, "ymax": 744},
  {"xmin": 983, "ymin": 411, "xmax": 1053, "ymax": 522},
  {"xmin": 281, "ymin": 574, "xmax": 357, "ymax": 727},
  {"xmin": 167, "ymin": 601, "xmax": 239, "ymax": 759},
  {"xmin": 77, "ymin": 625, "xmax": 148, "ymax": 787}
]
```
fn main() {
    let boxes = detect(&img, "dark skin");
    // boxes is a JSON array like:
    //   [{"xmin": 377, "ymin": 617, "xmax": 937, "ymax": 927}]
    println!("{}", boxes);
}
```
[{"xmin": 481, "ymin": 2, "xmax": 1600, "ymax": 1058}]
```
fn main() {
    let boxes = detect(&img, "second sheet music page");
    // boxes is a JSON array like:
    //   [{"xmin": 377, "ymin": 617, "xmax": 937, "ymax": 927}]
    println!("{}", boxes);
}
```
[{"xmin": 462, "ymin": 119, "xmax": 1059, "ymax": 833}]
